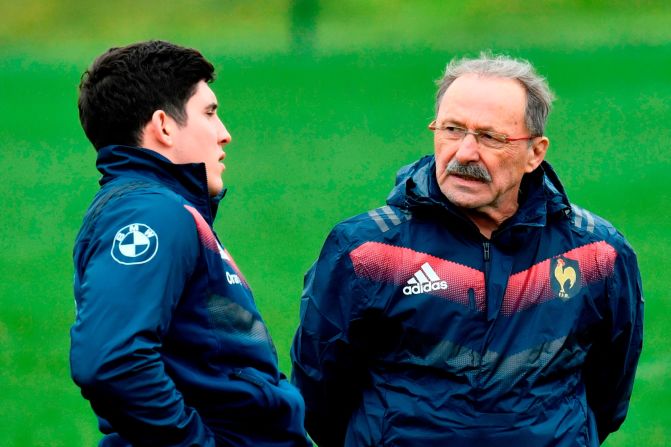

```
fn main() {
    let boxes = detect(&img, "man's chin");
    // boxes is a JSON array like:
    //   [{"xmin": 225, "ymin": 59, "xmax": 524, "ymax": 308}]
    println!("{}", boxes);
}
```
[
  {"xmin": 441, "ymin": 189, "xmax": 488, "ymax": 211},
  {"xmin": 449, "ymin": 199, "xmax": 486, "ymax": 211},
  {"xmin": 208, "ymin": 182, "xmax": 224, "ymax": 197}
]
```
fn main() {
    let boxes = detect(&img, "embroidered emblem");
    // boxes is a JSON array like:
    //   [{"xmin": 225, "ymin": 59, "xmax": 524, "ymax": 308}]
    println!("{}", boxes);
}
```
[
  {"xmin": 111, "ymin": 223, "xmax": 159, "ymax": 265},
  {"xmin": 551, "ymin": 256, "xmax": 581, "ymax": 300}
]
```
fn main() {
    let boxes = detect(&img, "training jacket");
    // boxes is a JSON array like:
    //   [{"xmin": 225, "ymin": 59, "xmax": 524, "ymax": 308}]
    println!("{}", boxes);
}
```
[
  {"xmin": 291, "ymin": 155, "xmax": 643, "ymax": 447},
  {"xmin": 71, "ymin": 145, "xmax": 310, "ymax": 447}
]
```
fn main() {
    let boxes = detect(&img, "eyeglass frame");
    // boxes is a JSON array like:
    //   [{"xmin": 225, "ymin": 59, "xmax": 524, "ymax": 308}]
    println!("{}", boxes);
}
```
[{"xmin": 428, "ymin": 120, "xmax": 539, "ymax": 147}]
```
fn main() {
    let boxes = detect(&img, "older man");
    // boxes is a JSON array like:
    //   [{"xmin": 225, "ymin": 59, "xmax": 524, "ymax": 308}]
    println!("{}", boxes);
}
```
[{"xmin": 291, "ymin": 53, "xmax": 643, "ymax": 446}]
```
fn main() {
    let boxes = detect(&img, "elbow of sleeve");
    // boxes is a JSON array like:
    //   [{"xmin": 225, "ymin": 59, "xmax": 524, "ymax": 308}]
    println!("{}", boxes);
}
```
[
  {"xmin": 70, "ymin": 349, "xmax": 107, "ymax": 393},
  {"xmin": 70, "ymin": 342, "xmax": 128, "ymax": 397}
]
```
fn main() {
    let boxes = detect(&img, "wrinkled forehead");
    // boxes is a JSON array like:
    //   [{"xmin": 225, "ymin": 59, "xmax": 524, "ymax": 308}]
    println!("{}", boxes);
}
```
[{"xmin": 437, "ymin": 74, "xmax": 527, "ymax": 130}]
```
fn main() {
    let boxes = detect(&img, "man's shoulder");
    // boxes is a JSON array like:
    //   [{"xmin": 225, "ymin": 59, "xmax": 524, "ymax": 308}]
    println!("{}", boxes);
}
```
[
  {"xmin": 90, "ymin": 178, "xmax": 193, "ymax": 218},
  {"xmin": 325, "ymin": 204, "xmax": 412, "ymax": 250},
  {"xmin": 333, "ymin": 205, "xmax": 412, "ymax": 240},
  {"xmin": 99, "ymin": 178, "xmax": 185, "ymax": 204},
  {"xmin": 78, "ymin": 179, "xmax": 196, "ymax": 244},
  {"xmin": 567, "ymin": 203, "xmax": 634, "ymax": 253}
]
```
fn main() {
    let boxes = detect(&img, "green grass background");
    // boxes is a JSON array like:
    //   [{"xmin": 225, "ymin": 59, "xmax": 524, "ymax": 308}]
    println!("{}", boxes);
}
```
[{"xmin": 1, "ymin": 1, "xmax": 669, "ymax": 445}]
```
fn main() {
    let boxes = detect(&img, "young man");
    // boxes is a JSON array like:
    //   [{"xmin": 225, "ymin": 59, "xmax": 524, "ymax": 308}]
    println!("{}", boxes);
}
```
[
  {"xmin": 71, "ymin": 40, "xmax": 310, "ymax": 447},
  {"xmin": 291, "ymin": 53, "xmax": 643, "ymax": 446}
]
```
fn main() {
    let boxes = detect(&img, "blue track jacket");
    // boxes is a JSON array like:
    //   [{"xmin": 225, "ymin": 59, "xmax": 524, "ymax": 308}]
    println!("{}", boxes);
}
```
[
  {"xmin": 71, "ymin": 145, "xmax": 310, "ymax": 447},
  {"xmin": 291, "ymin": 155, "xmax": 643, "ymax": 447}
]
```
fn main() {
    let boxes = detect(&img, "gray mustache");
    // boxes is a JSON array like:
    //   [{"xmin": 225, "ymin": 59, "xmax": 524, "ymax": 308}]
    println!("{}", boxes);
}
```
[{"xmin": 445, "ymin": 160, "xmax": 492, "ymax": 182}]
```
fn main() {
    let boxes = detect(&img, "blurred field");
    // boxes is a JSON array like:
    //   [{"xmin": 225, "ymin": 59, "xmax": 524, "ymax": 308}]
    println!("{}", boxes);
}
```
[{"xmin": 0, "ymin": 1, "xmax": 669, "ymax": 445}]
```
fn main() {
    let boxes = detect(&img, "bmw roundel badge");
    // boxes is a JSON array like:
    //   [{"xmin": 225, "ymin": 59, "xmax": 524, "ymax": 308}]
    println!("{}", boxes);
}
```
[{"xmin": 111, "ymin": 223, "xmax": 159, "ymax": 265}]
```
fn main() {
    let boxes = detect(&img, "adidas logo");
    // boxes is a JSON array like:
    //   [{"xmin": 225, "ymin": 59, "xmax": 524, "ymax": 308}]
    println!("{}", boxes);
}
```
[{"xmin": 402, "ymin": 262, "xmax": 448, "ymax": 296}]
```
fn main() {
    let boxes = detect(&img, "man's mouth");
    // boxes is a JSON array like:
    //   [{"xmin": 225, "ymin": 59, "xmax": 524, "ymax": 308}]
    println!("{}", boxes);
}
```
[{"xmin": 452, "ymin": 173, "xmax": 486, "ymax": 182}]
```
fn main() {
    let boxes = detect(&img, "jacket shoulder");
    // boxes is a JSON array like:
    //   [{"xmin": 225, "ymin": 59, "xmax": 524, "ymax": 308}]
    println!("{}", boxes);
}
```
[
  {"xmin": 77, "ymin": 180, "xmax": 197, "ymax": 252},
  {"xmin": 329, "ymin": 204, "xmax": 412, "ymax": 248},
  {"xmin": 85, "ymin": 178, "xmax": 184, "ymax": 216},
  {"xmin": 568, "ymin": 203, "xmax": 635, "ymax": 254}
]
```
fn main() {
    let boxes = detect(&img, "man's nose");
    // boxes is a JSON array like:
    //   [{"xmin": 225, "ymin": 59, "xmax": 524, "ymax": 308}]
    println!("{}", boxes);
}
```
[
  {"xmin": 219, "ymin": 121, "xmax": 232, "ymax": 145},
  {"xmin": 454, "ymin": 133, "xmax": 481, "ymax": 164}
]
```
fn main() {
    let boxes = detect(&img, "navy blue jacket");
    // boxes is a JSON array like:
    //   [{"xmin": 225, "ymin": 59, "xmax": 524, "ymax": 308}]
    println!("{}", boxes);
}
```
[
  {"xmin": 291, "ymin": 155, "xmax": 643, "ymax": 447},
  {"xmin": 71, "ymin": 145, "xmax": 311, "ymax": 447}
]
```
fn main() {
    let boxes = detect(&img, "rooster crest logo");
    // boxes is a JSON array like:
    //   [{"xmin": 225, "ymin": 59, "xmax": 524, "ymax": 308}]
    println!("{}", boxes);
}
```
[{"xmin": 551, "ymin": 256, "xmax": 581, "ymax": 301}]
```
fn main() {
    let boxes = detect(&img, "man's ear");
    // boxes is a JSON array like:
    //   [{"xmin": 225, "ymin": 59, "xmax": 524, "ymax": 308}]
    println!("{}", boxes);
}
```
[
  {"xmin": 525, "ymin": 136, "xmax": 549, "ymax": 173},
  {"xmin": 141, "ymin": 110, "xmax": 176, "ymax": 148}
]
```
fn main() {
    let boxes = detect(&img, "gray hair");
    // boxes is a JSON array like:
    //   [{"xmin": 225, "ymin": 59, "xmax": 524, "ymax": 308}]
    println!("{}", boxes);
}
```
[{"xmin": 435, "ymin": 52, "xmax": 555, "ymax": 136}]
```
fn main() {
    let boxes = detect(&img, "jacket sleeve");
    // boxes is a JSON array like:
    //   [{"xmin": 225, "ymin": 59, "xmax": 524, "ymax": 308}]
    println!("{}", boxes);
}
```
[
  {"xmin": 290, "ymin": 228, "xmax": 368, "ymax": 447},
  {"xmin": 70, "ymin": 192, "xmax": 215, "ymax": 446},
  {"xmin": 583, "ymin": 237, "xmax": 644, "ymax": 444}
]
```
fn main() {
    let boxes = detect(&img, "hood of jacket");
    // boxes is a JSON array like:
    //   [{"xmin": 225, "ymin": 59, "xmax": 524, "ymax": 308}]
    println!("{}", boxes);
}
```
[
  {"xmin": 386, "ymin": 155, "xmax": 572, "ymax": 239},
  {"xmin": 95, "ymin": 145, "xmax": 226, "ymax": 223}
]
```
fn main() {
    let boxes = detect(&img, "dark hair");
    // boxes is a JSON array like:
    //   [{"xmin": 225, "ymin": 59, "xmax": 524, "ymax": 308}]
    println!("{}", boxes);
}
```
[{"xmin": 78, "ymin": 40, "xmax": 215, "ymax": 150}]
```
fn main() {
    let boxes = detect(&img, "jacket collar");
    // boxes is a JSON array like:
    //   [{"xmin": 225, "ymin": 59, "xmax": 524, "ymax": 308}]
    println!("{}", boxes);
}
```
[
  {"xmin": 96, "ymin": 145, "xmax": 225, "ymax": 222},
  {"xmin": 387, "ymin": 155, "xmax": 571, "ymax": 236}
]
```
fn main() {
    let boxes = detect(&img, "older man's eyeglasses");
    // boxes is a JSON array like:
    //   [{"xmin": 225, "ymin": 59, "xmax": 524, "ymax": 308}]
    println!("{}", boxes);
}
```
[{"xmin": 428, "ymin": 120, "xmax": 538, "ymax": 150}]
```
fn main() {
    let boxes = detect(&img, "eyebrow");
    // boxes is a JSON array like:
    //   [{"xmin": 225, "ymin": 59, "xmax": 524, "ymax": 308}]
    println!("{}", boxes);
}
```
[
  {"xmin": 205, "ymin": 103, "xmax": 218, "ymax": 112},
  {"xmin": 440, "ymin": 118, "xmax": 498, "ymax": 132}
]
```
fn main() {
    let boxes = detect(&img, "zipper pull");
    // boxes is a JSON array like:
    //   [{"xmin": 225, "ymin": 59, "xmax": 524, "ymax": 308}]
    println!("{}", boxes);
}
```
[{"xmin": 483, "ymin": 241, "xmax": 490, "ymax": 262}]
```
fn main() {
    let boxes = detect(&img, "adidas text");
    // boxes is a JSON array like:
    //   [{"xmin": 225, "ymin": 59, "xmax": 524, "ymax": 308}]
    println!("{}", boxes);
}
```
[{"xmin": 403, "ymin": 281, "xmax": 448, "ymax": 295}]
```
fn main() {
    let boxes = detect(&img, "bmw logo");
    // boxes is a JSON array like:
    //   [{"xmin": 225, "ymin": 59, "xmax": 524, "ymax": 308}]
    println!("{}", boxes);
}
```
[{"xmin": 111, "ymin": 223, "xmax": 159, "ymax": 265}]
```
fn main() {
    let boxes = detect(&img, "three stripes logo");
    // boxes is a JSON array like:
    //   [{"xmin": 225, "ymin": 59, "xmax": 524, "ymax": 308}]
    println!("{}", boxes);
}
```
[{"xmin": 403, "ymin": 262, "xmax": 448, "ymax": 296}]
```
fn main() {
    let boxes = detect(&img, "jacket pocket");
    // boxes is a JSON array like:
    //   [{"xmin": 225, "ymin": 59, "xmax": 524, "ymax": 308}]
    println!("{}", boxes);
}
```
[{"xmin": 229, "ymin": 367, "xmax": 278, "ymax": 409}]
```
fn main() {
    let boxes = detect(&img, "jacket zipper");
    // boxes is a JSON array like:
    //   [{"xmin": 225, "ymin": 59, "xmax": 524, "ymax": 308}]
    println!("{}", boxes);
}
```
[
  {"xmin": 483, "ymin": 241, "xmax": 490, "ymax": 263},
  {"xmin": 482, "ymin": 241, "xmax": 491, "ymax": 312},
  {"xmin": 476, "ymin": 240, "xmax": 492, "ymax": 390}
]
